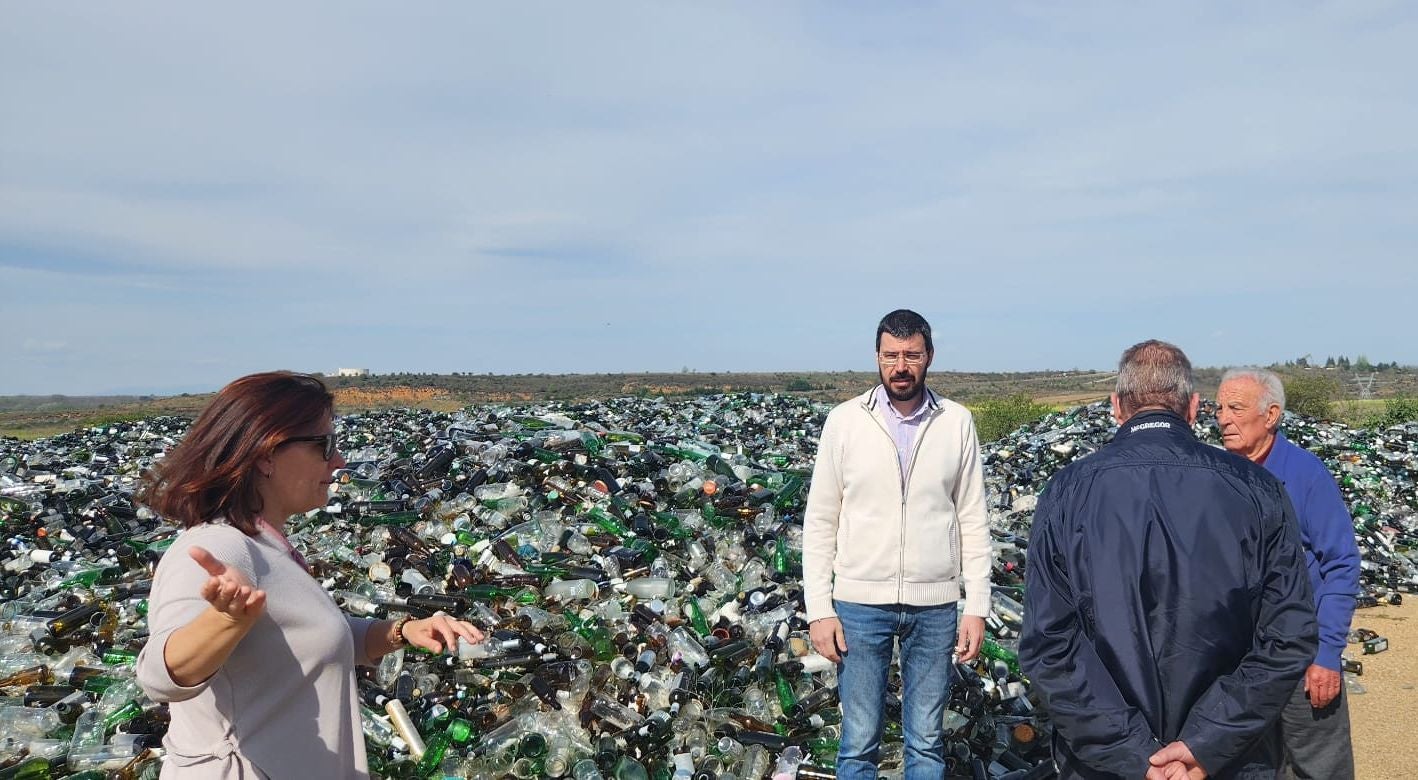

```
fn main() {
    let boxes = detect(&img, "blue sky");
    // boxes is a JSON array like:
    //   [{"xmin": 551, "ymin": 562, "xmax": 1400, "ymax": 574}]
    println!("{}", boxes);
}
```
[{"xmin": 2, "ymin": 2, "xmax": 1415, "ymax": 395}]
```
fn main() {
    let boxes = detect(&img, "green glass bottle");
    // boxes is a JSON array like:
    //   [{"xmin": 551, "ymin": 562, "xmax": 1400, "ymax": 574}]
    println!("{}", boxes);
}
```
[
  {"xmin": 0, "ymin": 757, "xmax": 52, "ymax": 780},
  {"xmin": 625, "ymin": 538, "xmax": 660, "ymax": 561},
  {"xmin": 772, "ymin": 538, "xmax": 790, "ymax": 576},
  {"xmin": 808, "ymin": 736, "xmax": 839, "ymax": 762},
  {"xmin": 773, "ymin": 474, "xmax": 805, "ymax": 509},
  {"xmin": 529, "ymin": 447, "xmax": 561, "ymax": 465},
  {"xmin": 773, "ymin": 668, "xmax": 798, "ymax": 714},
  {"xmin": 585, "ymin": 507, "xmax": 634, "ymax": 538},
  {"xmin": 651, "ymin": 512, "xmax": 693, "ymax": 540},
  {"xmin": 0, "ymin": 495, "xmax": 30, "ymax": 519},
  {"xmin": 416, "ymin": 731, "xmax": 451, "ymax": 778},
  {"xmin": 465, "ymin": 584, "xmax": 540, "ymax": 605},
  {"xmin": 101, "ymin": 647, "xmax": 138, "ymax": 667},
  {"xmin": 979, "ymin": 636, "xmax": 1022, "ymax": 677},
  {"xmin": 447, "ymin": 717, "xmax": 474, "ymax": 745},
  {"xmin": 358, "ymin": 511, "xmax": 420, "ymax": 527},
  {"xmin": 59, "ymin": 568, "xmax": 113, "ymax": 589},
  {"xmin": 579, "ymin": 431, "xmax": 605, "ymax": 457},
  {"xmin": 69, "ymin": 666, "xmax": 121, "ymax": 694},
  {"xmin": 102, "ymin": 699, "xmax": 143, "ymax": 731},
  {"xmin": 684, "ymin": 597, "xmax": 710, "ymax": 637},
  {"xmin": 564, "ymin": 610, "xmax": 617, "ymax": 661},
  {"xmin": 523, "ymin": 562, "xmax": 567, "ymax": 581},
  {"xmin": 700, "ymin": 503, "xmax": 724, "ymax": 529}
]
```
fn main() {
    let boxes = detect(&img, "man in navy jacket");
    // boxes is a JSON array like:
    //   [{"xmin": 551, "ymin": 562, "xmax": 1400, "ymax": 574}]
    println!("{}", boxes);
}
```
[
  {"xmin": 1217, "ymin": 368, "xmax": 1359, "ymax": 779},
  {"xmin": 1021, "ymin": 340, "xmax": 1317, "ymax": 779}
]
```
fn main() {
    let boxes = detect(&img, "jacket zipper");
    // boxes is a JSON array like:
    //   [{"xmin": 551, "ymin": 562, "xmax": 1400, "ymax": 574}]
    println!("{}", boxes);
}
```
[{"xmin": 864, "ymin": 391, "xmax": 940, "ymax": 604}]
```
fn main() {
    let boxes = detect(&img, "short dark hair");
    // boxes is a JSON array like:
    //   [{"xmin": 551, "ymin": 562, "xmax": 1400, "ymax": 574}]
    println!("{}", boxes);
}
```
[
  {"xmin": 1115, "ymin": 340, "xmax": 1194, "ymax": 418},
  {"xmin": 139, "ymin": 372, "xmax": 335, "ymax": 534},
  {"xmin": 875, "ymin": 309, "xmax": 933, "ymax": 353}
]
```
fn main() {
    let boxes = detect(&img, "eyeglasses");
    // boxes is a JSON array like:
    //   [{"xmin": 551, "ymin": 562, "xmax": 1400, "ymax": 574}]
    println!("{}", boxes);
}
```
[
  {"xmin": 278, "ymin": 433, "xmax": 338, "ymax": 461},
  {"xmin": 878, "ymin": 351, "xmax": 927, "ymax": 366}
]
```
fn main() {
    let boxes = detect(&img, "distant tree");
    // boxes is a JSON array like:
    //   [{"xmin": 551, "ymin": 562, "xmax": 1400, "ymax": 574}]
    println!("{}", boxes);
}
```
[
  {"xmin": 1324, "ymin": 356, "xmax": 1336, "ymax": 368},
  {"xmin": 785, "ymin": 378, "xmax": 813, "ymax": 392},
  {"xmin": 1284, "ymin": 373, "xmax": 1341, "ymax": 419},
  {"xmin": 1337, "ymin": 355, "xmax": 1351, "ymax": 370},
  {"xmin": 1295, "ymin": 356, "xmax": 1309, "ymax": 368},
  {"xmin": 1355, "ymin": 354, "xmax": 1373, "ymax": 371}
]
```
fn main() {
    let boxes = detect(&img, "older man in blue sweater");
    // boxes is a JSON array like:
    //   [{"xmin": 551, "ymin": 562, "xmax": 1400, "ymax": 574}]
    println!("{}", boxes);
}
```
[{"xmin": 1217, "ymin": 368, "xmax": 1361, "ymax": 780}]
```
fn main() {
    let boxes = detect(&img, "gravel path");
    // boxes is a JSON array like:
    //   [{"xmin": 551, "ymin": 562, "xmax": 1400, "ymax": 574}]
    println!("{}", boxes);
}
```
[{"xmin": 1347, "ymin": 603, "xmax": 1416, "ymax": 779}]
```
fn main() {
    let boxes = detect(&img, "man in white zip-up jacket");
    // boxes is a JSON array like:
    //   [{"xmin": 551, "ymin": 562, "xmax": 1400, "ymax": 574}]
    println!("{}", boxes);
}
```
[{"xmin": 803, "ymin": 309, "xmax": 993, "ymax": 780}]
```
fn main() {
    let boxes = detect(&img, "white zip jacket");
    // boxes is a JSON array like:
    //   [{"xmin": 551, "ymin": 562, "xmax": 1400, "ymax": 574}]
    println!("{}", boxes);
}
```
[{"xmin": 802, "ymin": 386, "xmax": 992, "ymax": 623}]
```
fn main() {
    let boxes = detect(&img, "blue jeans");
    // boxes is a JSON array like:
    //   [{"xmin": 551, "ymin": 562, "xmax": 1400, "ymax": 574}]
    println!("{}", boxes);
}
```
[{"xmin": 834, "ymin": 600, "xmax": 957, "ymax": 780}]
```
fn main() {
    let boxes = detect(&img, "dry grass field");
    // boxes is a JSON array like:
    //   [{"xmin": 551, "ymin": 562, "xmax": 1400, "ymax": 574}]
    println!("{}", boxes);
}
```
[
  {"xmin": 9, "ymin": 365, "xmax": 1412, "ymax": 439},
  {"xmin": 0, "ymin": 370, "xmax": 1121, "ymax": 439}
]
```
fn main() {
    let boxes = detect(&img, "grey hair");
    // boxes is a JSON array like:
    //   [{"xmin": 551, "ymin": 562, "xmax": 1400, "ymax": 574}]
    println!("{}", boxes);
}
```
[
  {"xmin": 1115, "ymin": 339, "xmax": 1194, "ymax": 417},
  {"xmin": 1220, "ymin": 367, "xmax": 1286, "ymax": 414}
]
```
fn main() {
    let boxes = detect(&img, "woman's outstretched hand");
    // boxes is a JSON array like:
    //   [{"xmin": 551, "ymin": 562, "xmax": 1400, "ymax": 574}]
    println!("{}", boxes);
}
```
[{"xmin": 189, "ymin": 546, "xmax": 266, "ymax": 625}]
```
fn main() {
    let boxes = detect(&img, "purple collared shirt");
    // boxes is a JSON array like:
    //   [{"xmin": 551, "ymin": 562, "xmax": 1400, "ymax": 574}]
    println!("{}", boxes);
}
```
[{"xmin": 875, "ymin": 384, "xmax": 931, "ymax": 480}]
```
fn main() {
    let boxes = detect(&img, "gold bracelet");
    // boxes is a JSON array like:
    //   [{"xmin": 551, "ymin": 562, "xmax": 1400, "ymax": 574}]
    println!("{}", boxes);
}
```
[{"xmin": 392, "ymin": 615, "xmax": 413, "ymax": 646}]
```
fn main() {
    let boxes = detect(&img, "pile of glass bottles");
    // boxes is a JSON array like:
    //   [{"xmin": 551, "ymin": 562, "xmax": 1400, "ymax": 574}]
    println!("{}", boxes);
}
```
[
  {"xmin": 3, "ymin": 392, "xmax": 1413, "ymax": 778},
  {"xmin": 981, "ymin": 400, "xmax": 1418, "ymax": 601}
]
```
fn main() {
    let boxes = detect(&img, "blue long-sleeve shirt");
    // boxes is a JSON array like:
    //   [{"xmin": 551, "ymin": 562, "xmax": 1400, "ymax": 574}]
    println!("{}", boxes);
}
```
[{"xmin": 1261, "ymin": 430, "xmax": 1362, "ymax": 671}]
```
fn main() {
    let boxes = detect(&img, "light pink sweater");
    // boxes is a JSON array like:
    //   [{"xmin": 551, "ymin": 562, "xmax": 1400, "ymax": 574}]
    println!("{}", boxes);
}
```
[{"xmin": 137, "ymin": 523, "xmax": 378, "ymax": 778}]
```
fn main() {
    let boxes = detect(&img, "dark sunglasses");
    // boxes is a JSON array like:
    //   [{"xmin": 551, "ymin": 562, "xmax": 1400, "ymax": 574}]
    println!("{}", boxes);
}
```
[{"xmin": 277, "ymin": 433, "xmax": 338, "ymax": 461}]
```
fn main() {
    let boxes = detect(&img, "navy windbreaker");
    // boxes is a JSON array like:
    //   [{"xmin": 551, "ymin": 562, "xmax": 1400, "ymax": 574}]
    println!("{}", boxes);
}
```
[{"xmin": 1020, "ymin": 410, "xmax": 1317, "ymax": 779}]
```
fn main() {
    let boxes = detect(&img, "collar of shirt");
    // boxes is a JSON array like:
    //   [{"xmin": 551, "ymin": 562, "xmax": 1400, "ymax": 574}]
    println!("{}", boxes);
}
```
[
  {"xmin": 874, "ymin": 384, "xmax": 934, "ymax": 479},
  {"xmin": 874, "ymin": 384, "xmax": 932, "ymax": 424},
  {"xmin": 1113, "ymin": 409, "xmax": 1193, "ymax": 442},
  {"xmin": 1259, "ymin": 430, "xmax": 1301, "ymax": 476}
]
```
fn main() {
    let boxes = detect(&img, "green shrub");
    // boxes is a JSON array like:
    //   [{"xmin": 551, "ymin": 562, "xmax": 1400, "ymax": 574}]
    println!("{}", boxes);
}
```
[
  {"xmin": 972, "ymin": 393, "xmax": 1054, "ymax": 442},
  {"xmin": 1283, "ymin": 373, "xmax": 1341, "ymax": 420},
  {"xmin": 1372, "ymin": 397, "xmax": 1418, "ymax": 428},
  {"xmin": 785, "ymin": 378, "xmax": 814, "ymax": 392}
]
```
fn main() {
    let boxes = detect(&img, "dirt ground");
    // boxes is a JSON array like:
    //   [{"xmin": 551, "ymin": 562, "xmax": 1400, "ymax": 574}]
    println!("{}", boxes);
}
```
[{"xmin": 1346, "ymin": 602, "xmax": 1416, "ymax": 779}]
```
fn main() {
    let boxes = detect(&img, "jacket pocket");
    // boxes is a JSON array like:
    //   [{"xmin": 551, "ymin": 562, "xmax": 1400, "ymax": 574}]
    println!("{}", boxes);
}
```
[
  {"xmin": 902, "ymin": 511, "xmax": 960, "ymax": 583},
  {"xmin": 834, "ymin": 511, "xmax": 902, "ymax": 582}
]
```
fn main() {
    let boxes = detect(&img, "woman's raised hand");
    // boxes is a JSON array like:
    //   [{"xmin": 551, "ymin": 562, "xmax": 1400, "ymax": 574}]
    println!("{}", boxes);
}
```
[{"xmin": 189, "ymin": 546, "xmax": 266, "ymax": 625}]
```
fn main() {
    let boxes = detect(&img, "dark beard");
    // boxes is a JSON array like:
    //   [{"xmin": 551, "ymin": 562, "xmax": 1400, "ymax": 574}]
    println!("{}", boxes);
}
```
[{"xmin": 880, "ymin": 370, "xmax": 925, "ymax": 403}]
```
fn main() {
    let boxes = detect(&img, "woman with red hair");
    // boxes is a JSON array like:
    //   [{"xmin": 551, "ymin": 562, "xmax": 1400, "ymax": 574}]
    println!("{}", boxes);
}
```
[{"xmin": 136, "ymin": 371, "xmax": 482, "ymax": 778}]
